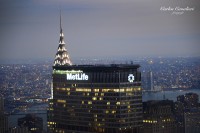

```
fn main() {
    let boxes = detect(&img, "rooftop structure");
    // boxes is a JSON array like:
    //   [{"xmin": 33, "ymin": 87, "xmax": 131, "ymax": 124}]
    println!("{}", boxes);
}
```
[{"xmin": 53, "ymin": 11, "xmax": 72, "ymax": 66}]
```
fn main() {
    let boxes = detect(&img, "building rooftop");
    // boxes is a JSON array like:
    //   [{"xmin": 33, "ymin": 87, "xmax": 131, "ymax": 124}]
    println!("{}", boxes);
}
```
[{"xmin": 53, "ymin": 64, "xmax": 140, "ymax": 71}]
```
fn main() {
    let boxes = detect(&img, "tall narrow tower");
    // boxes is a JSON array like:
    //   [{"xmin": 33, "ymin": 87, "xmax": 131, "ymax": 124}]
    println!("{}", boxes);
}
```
[{"xmin": 53, "ymin": 12, "xmax": 72, "ymax": 66}]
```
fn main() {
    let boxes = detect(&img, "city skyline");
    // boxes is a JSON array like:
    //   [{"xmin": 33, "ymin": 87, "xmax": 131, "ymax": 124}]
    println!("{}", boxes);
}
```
[{"xmin": 0, "ymin": 0, "xmax": 200, "ymax": 62}]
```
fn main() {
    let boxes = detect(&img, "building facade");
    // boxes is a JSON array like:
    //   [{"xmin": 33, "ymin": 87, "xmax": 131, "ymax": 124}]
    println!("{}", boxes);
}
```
[
  {"xmin": 18, "ymin": 114, "xmax": 43, "ymax": 133},
  {"xmin": 177, "ymin": 92, "xmax": 199, "ymax": 109},
  {"xmin": 143, "ymin": 100, "xmax": 176, "ymax": 133},
  {"xmin": 48, "ymin": 64, "xmax": 142, "ymax": 133},
  {"xmin": 185, "ymin": 108, "xmax": 200, "ymax": 133}
]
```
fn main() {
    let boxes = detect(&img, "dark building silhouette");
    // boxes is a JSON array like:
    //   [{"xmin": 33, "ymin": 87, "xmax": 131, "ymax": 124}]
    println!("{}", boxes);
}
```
[
  {"xmin": 0, "ymin": 95, "xmax": 8, "ymax": 133},
  {"xmin": 143, "ymin": 100, "xmax": 177, "ymax": 133},
  {"xmin": 48, "ymin": 12, "xmax": 142, "ymax": 133},
  {"xmin": 177, "ymin": 92, "xmax": 199, "ymax": 109},
  {"xmin": 184, "ymin": 108, "xmax": 200, "ymax": 133},
  {"xmin": 9, "ymin": 127, "xmax": 30, "ymax": 133},
  {"xmin": 175, "ymin": 92, "xmax": 200, "ymax": 133},
  {"xmin": 174, "ymin": 101, "xmax": 185, "ymax": 133},
  {"xmin": 18, "ymin": 114, "xmax": 43, "ymax": 133}
]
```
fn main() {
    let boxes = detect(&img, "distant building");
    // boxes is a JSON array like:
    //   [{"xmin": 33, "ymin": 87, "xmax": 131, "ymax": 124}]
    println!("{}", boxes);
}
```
[
  {"xmin": 153, "ymin": 86, "xmax": 162, "ymax": 92},
  {"xmin": 143, "ymin": 100, "xmax": 176, "ymax": 133},
  {"xmin": 142, "ymin": 71, "xmax": 154, "ymax": 91},
  {"xmin": 177, "ymin": 92, "xmax": 199, "ymax": 109},
  {"xmin": 18, "ymin": 114, "xmax": 43, "ymax": 133},
  {"xmin": 185, "ymin": 108, "xmax": 200, "ymax": 133}
]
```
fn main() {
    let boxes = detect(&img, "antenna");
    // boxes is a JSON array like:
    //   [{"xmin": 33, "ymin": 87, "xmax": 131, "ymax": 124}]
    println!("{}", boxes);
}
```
[{"xmin": 60, "ymin": 9, "xmax": 62, "ymax": 32}]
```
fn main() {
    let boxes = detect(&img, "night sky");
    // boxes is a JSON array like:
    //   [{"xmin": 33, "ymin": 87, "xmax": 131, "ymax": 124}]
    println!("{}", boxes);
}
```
[{"xmin": 0, "ymin": 0, "xmax": 200, "ymax": 62}]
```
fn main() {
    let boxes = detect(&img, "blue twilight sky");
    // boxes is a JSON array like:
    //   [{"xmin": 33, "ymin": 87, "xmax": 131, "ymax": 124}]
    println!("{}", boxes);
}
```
[{"xmin": 0, "ymin": 0, "xmax": 200, "ymax": 62}]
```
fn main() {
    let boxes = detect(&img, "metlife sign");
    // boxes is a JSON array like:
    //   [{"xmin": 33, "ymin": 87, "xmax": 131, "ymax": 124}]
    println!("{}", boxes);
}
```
[{"xmin": 66, "ymin": 73, "xmax": 89, "ymax": 81}]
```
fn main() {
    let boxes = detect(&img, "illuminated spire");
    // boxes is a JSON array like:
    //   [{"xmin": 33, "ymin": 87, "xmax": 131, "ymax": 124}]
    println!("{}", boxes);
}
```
[{"xmin": 53, "ymin": 11, "xmax": 72, "ymax": 66}]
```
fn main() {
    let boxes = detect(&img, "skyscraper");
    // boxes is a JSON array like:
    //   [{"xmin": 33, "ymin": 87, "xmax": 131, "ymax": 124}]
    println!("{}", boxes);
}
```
[
  {"xmin": 53, "ymin": 12, "xmax": 72, "ymax": 66},
  {"xmin": 142, "ymin": 71, "xmax": 153, "ymax": 91},
  {"xmin": 48, "ymin": 13, "xmax": 143, "ymax": 133}
]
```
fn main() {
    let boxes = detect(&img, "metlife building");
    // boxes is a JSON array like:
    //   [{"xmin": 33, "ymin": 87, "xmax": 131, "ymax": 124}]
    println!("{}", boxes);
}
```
[
  {"xmin": 48, "ymin": 16, "xmax": 142, "ymax": 133},
  {"xmin": 48, "ymin": 64, "xmax": 143, "ymax": 133}
]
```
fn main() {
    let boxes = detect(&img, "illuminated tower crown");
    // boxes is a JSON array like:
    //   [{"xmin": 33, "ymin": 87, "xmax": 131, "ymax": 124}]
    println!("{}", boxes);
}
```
[{"xmin": 53, "ymin": 12, "xmax": 72, "ymax": 66}]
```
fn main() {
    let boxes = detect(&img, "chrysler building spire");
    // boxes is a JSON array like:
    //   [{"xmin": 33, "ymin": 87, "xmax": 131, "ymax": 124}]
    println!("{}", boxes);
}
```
[{"xmin": 53, "ymin": 11, "xmax": 72, "ymax": 66}]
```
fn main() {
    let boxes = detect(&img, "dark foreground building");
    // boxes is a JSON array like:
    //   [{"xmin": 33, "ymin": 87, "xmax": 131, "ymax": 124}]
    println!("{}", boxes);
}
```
[
  {"xmin": 18, "ymin": 114, "xmax": 43, "ymax": 133},
  {"xmin": 143, "ymin": 100, "xmax": 176, "ymax": 133},
  {"xmin": 48, "ymin": 64, "xmax": 142, "ymax": 133},
  {"xmin": 0, "ymin": 95, "xmax": 8, "ymax": 133}
]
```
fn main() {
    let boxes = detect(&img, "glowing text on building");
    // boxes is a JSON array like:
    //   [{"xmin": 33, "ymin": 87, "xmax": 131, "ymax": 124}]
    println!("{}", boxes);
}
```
[{"xmin": 66, "ymin": 73, "xmax": 89, "ymax": 80}]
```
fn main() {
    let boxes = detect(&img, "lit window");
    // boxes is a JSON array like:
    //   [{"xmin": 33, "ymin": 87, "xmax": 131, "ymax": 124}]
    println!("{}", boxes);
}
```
[
  {"xmin": 30, "ymin": 128, "xmax": 37, "ymax": 131},
  {"xmin": 94, "ymin": 89, "xmax": 99, "ymax": 92},
  {"xmin": 102, "ymin": 89, "xmax": 110, "ymax": 92},
  {"xmin": 92, "ymin": 97, "xmax": 97, "ymax": 100},
  {"xmin": 116, "ymin": 102, "xmax": 120, "ymax": 105},
  {"xmin": 72, "ymin": 84, "xmax": 77, "ymax": 87},
  {"xmin": 114, "ymin": 89, "xmax": 119, "ymax": 92},
  {"xmin": 61, "ymin": 88, "xmax": 65, "ymax": 91},
  {"xmin": 120, "ymin": 89, "xmax": 124, "ymax": 92},
  {"xmin": 57, "ymin": 99, "xmax": 66, "ymax": 103},
  {"xmin": 76, "ymin": 88, "xmax": 91, "ymax": 92},
  {"xmin": 112, "ymin": 110, "xmax": 116, "ymax": 114}
]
